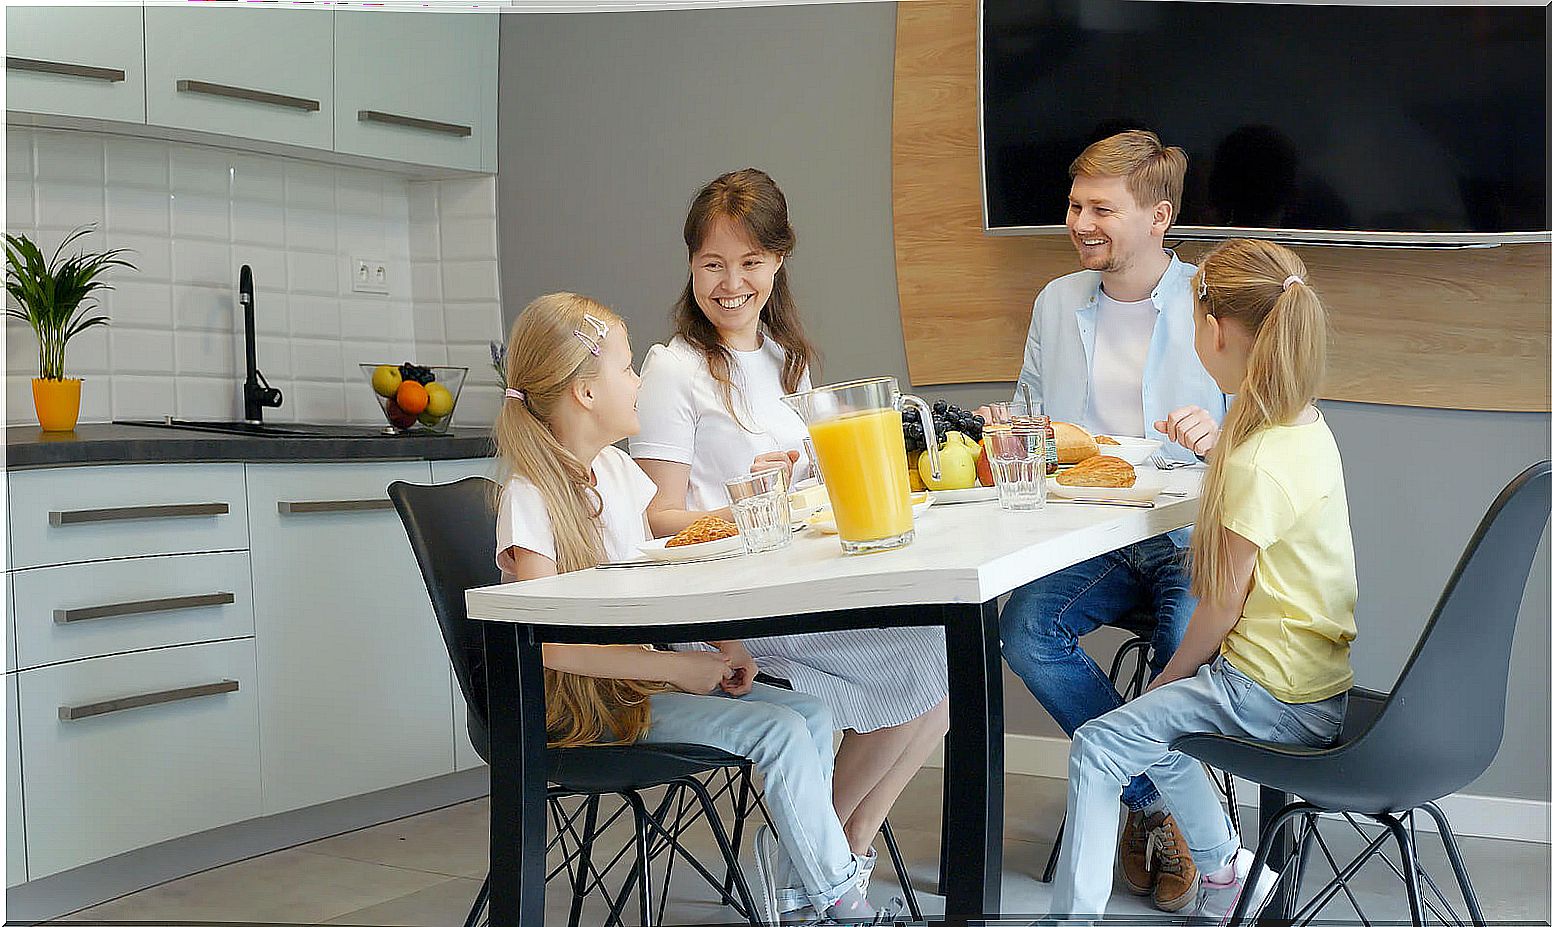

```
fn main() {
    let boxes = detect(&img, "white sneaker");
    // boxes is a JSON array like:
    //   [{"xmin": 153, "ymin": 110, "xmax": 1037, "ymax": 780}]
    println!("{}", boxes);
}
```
[
  {"xmin": 1192, "ymin": 848, "xmax": 1279, "ymax": 926},
  {"xmin": 753, "ymin": 825, "xmax": 784, "ymax": 925}
]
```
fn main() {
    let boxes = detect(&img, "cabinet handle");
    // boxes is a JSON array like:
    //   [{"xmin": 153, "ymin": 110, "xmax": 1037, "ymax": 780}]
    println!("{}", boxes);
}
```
[
  {"xmin": 357, "ymin": 109, "xmax": 472, "ymax": 138},
  {"xmin": 50, "ymin": 502, "xmax": 229, "ymax": 526},
  {"xmin": 54, "ymin": 592, "xmax": 236, "ymax": 625},
  {"xmin": 277, "ymin": 499, "xmax": 394, "ymax": 515},
  {"xmin": 59, "ymin": 680, "xmax": 239, "ymax": 722},
  {"xmin": 176, "ymin": 79, "xmax": 320, "ymax": 112},
  {"xmin": 7, "ymin": 56, "xmax": 126, "ymax": 83}
]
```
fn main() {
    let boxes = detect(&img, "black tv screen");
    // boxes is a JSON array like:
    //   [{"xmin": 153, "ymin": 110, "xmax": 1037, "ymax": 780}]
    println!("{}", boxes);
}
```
[{"xmin": 979, "ymin": 0, "xmax": 1548, "ymax": 244}]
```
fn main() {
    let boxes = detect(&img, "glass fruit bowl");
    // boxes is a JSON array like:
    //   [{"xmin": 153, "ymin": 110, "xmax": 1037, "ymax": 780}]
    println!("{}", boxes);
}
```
[{"xmin": 360, "ymin": 363, "xmax": 468, "ymax": 435}]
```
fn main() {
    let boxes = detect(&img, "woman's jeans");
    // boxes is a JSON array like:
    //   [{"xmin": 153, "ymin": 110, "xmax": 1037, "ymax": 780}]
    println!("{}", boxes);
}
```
[
  {"xmin": 1051, "ymin": 656, "xmax": 1347, "ymax": 918},
  {"xmin": 1000, "ymin": 535, "xmax": 1196, "ymax": 810},
  {"xmin": 641, "ymin": 682, "xmax": 862, "ymax": 911}
]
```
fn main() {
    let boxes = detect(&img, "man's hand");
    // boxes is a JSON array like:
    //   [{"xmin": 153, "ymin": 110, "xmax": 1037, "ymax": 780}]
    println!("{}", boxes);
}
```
[
  {"xmin": 667, "ymin": 651, "xmax": 733, "ymax": 694},
  {"xmin": 751, "ymin": 450, "xmax": 801, "ymax": 486},
  {"xmin": 1154, "ymin": 405, "xmax": 1220, "ymax": 458},
  {"xmin": 715, "ymin": 640, "xmax": 759, "ymax": 696}
]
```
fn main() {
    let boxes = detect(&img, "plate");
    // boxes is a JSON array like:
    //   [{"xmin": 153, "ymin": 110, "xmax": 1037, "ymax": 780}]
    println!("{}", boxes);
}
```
[
  {"xmin": 1047, "ymin": 472, "xmax": 1164, "ymax": 503},
  {"xmin": 930, "ymin": 485, "xmax": 999, "ymax": 505},
  {"xmin": 636, "ymin": 534, "xmax": 744, "ymax": 562},
  {"xmin": 1093, "ymin": 435, "xmax": 1162, "ymax": 466},
  {"xmin": 806, "ymin": 492, "xmax": 934, "ymax": 535}
]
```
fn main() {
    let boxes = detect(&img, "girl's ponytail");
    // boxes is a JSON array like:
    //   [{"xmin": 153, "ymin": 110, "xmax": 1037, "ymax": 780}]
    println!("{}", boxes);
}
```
[
  {"xmin": 494, "ymin": 293, "xmax": 669, "ymax": 746},
  {"xmin": 1190, "ymin": 241, "xmax": 1328, "ymax": 603}
]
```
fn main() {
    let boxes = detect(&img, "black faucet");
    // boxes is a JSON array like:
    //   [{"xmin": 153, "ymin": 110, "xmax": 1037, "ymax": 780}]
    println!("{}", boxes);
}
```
[{"xmin": 239, "ymin": 264, "xmax": 283, "ymax": 423}]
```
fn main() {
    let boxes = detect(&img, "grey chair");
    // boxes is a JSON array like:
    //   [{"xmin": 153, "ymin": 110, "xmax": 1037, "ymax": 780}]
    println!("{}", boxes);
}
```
[
  {"xmin": 1174, "ymin": 459, "xmax": 1552, "ymax": 927},
  {"xmin": 389, "ymin": 476, "xmax": 761, "ymax": 927}
]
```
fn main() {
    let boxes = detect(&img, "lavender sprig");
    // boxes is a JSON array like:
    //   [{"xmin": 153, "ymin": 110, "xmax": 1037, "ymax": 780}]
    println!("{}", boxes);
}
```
[{"xmin": 489, "ymin": 339, "xmax": 507, "ymax": 383}]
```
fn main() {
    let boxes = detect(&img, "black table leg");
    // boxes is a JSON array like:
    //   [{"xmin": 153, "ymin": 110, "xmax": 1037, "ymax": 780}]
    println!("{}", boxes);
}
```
[
  {"xmin": 941, "ymin": 601, "xmax": 1004, "ymax": 922},
  {"xmin": 485, "ymin": 622, "xmax": 549, "ymax": 926},
  {"xmin": 1258, "ymin": 785, "xmax": 1294, "ymax": 923}
]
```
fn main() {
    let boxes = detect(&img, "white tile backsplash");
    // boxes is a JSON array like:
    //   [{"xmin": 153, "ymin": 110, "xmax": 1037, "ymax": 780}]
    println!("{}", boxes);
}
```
[{"xmin": 5, "ymin": 127, "xmax": 501, "ymax": 430}]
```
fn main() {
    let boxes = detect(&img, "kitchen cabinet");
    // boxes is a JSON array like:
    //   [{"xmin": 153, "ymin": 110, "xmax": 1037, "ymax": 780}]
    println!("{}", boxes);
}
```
[
  {"xmin": 144, "ymin": 6, "xmax": 334, "ymax": 152},
  {"xmin": 5, "ymin": 5, "xmax": 146, "ymax": 124},
  {"xmin": 246, "ymin": 461, "xmax": 454, "ymax": 814},
  {"xmin": 333, "ymin": 11, "xmax": 498, "ymax": 173},
  {"xmin": 17, "ymin": 638, "xmax": 261, "ymax": 879},
  {"xmin": 7, "ymin": 673, "xmax": 25, "ymax": 888}
]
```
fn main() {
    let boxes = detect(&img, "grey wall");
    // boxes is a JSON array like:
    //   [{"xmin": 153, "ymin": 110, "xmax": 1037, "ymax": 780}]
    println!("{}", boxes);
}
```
[{"xmin": 497, "ymin": 3, "xmax": 1550, "ymax": 802}]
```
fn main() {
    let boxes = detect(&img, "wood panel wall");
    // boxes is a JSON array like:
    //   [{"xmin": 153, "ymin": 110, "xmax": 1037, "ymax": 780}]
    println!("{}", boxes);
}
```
[{"xmin": 892, "ymin": 0, "xmax": 1551, "ymax": 413}]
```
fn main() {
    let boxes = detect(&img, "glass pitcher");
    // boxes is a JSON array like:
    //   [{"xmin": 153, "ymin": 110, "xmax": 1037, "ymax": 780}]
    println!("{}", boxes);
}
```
[{"xmin": 780, "ymin": 377, "xmax": 939, "ymax": 555}]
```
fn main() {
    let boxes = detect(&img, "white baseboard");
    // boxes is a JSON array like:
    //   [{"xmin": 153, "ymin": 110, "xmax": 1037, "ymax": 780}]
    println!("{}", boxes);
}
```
[{"xmin": 921, "ymin": 733, "xmax": 1551, "ymax": 845}]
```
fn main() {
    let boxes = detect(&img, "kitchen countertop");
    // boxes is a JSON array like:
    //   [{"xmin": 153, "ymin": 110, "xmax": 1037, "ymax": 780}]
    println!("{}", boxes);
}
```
[{"xmin": 4, "ymin": 422, "xmax": 495, "ymax": 469}]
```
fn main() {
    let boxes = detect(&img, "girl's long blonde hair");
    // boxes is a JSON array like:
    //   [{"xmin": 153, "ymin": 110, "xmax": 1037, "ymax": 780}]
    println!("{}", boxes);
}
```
[
  {"xmin": 494, "ymin": 292, "xmax": 669, "ymax": 747},
  {"xmin": 1190, "ymin": 239, "xmax": 1328, "ymax": 604}
]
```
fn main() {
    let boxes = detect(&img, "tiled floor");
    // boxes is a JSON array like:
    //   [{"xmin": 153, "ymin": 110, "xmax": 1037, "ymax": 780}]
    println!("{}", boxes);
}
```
[{"xmin": 60, "ymin": 769, "xmax": 1551, "ymax": 925}]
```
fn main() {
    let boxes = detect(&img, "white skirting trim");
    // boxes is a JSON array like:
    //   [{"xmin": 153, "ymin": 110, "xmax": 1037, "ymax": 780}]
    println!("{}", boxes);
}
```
[{"xmin": 921, "ymin": 733, "xmax": 1551, "ymax": 845}]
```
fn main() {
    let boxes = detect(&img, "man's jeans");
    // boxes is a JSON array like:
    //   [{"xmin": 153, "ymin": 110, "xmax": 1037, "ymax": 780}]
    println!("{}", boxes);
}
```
[
  {"xmin": 999, "ymin": 535, "xmax": 1195, "ymax": 810},
  {"xmin": 1050, "ymin": 656, "xmax": 1347, "ymax": 917}
]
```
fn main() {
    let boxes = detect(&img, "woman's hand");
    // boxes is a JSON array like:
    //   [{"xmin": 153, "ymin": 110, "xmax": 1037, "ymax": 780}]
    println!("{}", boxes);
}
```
[
  {"xmin": 751, "ymin": 449, "xmax": 800, "ymax": 486},
  {"xmin": 713, "ymin": 640, "xmax": 759, "ymax": 696},
  {"xmin": 667, "ymin": 650, "xmax": 734, "ymax": 695},
  {"xmin": 1153, "ymin": 405, "xmax": 1220, "ymax": 458}
]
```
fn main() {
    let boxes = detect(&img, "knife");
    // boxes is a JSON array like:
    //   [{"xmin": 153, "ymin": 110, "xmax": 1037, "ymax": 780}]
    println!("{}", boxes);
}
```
[{"xmin": 1046, "ymin": 497, "xmax": 1155, "ymax": 509}]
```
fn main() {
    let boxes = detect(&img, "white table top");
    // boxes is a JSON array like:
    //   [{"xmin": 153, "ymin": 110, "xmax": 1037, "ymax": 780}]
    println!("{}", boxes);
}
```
[{"xmin": 466, "ymin": 467, "xmax": 1203, "ymax": 628}]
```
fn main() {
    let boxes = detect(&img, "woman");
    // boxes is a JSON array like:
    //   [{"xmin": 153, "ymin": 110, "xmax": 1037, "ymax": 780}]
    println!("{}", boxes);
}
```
[{"xmin": 631, "ymin": 168, "xmax": 950, "ymax": 866}]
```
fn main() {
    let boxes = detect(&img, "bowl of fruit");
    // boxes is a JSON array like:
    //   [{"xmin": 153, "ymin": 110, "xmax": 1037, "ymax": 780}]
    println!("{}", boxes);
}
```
[
  {"xmin": 362, "ymin": 363, "xmax": 467, "ymax": 435},
  {"xmin": 901, "ymin": 400, "xmax": 988, "ymax": 492}
]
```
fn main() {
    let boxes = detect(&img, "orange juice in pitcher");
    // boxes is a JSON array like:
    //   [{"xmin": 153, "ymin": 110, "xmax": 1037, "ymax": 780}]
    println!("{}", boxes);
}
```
[{"xmin": 783, "ymin": 377, "xmax": 940, "ymax": 554}]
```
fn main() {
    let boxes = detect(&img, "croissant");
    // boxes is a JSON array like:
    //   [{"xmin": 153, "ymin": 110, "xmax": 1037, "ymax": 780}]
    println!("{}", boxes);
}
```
[
  {"xmin": 666, "ymin": 515, "xmax": 740, "ymax": 547},
  {"xmin": 1056, "ymin": 455, "xmax": 1137, "ymax": 488}
]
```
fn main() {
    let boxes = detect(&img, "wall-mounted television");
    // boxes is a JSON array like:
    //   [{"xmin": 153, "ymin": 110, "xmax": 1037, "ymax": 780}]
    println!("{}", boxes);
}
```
[{"xmin": 979, "ymin": 0, "xmax": 1548, "ymax": 245}]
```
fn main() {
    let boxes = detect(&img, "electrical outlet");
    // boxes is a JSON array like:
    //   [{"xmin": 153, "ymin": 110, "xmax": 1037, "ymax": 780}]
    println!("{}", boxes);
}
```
[{"xmin": 351, "ymin": 258, "xmax": 390, "ymax": 295}]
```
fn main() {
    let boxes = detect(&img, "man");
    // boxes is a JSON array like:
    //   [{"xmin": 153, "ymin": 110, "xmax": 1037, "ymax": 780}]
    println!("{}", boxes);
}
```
[{"xmin": 993, "ymin": 130, "xmax": 1227, "ymax": 913}]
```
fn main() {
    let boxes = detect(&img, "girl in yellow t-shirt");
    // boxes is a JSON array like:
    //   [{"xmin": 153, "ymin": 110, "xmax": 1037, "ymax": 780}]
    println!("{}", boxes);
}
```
[{"xmin": 1049, "ymin": 239, "xmax": 1357, "ymax": 924}]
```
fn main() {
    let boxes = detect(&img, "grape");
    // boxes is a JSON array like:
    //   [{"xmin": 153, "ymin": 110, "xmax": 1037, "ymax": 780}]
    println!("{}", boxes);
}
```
[
  {"xmin": 933, "ymin": 399, "xmax": 948, "ymax": 415},
  {"xmin": 903, "ymin": 407, "xmax": 920, "ymax": 423}
]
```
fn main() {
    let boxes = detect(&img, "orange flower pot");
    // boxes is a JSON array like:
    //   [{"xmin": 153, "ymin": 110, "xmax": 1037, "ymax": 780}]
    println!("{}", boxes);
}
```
[{"xmin": 32, "ymin": 378, "xmax": 82, "ymax": 432}]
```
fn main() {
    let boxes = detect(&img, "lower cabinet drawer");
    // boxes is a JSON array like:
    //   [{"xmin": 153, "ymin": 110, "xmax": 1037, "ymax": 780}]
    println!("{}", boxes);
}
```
[
  {"xmin": 11, "ymin": 552, "xmax": 255, "ymax": 670},
  {"xmin": 17, "ymin": 639, "xmax": 261, "ymax": 879}
]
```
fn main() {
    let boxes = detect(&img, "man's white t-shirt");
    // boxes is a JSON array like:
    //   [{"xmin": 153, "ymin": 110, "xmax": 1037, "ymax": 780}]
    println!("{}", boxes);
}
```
[
  {"xmin": 629, "ymin": 335, "xmax": 813, "ymax": 511},
  {"xmin": 1087, "ymin": 288, "xmax": 1158, "ymax": 438},
  {"xmin": 495, "ymin": 445, "xmax": 659, "ymax": 577}
]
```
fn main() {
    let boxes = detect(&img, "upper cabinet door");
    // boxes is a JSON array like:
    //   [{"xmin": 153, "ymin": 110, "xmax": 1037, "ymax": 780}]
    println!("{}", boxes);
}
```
[
  {"xmin": 145, "ymin": 7, "xmax": 333, "ymax": 151},
  {"xmin": 5, "ymin": 5, "xmax": 147, "ymax": 124},
  {"xmin": 333, "ymin": 11, "xmax": 497, "ymax": 172}
]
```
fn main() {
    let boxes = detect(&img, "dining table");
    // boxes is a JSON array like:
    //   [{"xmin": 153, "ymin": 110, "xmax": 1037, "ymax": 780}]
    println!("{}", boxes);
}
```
[{"xmin": 464, "ymin": 466, "xmax": 1294, "ymax": 925}]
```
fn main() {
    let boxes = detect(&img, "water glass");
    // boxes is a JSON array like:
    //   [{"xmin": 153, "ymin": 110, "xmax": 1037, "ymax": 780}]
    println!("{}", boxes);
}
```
[
  {"xmin": 984, "ymin": 421, "xmax": 1048, "ymax": 511},
  {"xmin": 724, "ymin": 468, "xmax": 793, "ymax": 553}
]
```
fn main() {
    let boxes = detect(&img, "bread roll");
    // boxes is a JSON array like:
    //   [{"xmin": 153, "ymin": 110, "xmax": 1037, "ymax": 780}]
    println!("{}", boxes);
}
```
[
  {"xmin": 1094, "ymin": 434, "xmax": 1120, "ymax": 446},
  {"xmin": 1052, "ymin": 421, "xmax": 1100, "ymax": 464},
  {"xmin": 1056, "ymin": 455, "xmax": 1137, "ymax": 488}
]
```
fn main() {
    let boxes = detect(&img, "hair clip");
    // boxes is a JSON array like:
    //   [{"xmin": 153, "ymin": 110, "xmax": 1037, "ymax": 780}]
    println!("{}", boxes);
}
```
[
  {"xmin": 1282, "ymin": 275, "xmax": 1304, "ymax": 291},
  {"xmin": 1197, "ymin": 273, "xmax": 1208, "ymax": 300},
  {"xmin": 572, "ymin": 313, "xmax": 609, "ymax": 357},
  {"xmin": 504, "ymin": 387, "xmax": 526, "ymax": 402}
]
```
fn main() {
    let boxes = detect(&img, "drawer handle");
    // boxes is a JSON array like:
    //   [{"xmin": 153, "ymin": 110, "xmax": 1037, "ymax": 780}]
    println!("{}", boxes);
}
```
[
  {"xmin": 59, "ymin": 679, "xmax": 239, "ymax": 722},
  {"xmin": 54, "ymin": 592, "xmax": 236, "ymax": 625},
  {"xmin": 50, "ymin": 502, "xmax": 230, "ymax": 526},
  {"xmin": 176, "ymin": 79, "xmax": 320, "ymax": 112},
  {"xmin": 7, "ymin": 56, "xmax": 127, "ymax": 82},
  {"xmin": 277, "ymin": 499, "xmax": 394, "ymax": 515},
  {"xmin": 358, "ymin": 109, "xmax": 472, "ymax": 138}
]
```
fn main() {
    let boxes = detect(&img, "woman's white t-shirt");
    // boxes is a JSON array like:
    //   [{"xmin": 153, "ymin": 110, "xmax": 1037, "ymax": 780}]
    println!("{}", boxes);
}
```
[
  {"xmin": 629, "ymin": 335, "xmax": 813, "ymax": 511},
  {"xmin": 495, "ymin": 445, "xmax": 660, "ymax": 578}
]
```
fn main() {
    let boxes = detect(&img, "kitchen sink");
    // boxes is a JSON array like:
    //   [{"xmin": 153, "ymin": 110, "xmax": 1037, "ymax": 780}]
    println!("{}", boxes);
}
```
[{"xmin": 119, "ymin": 419, "xmax": 397, "ymax": 439}]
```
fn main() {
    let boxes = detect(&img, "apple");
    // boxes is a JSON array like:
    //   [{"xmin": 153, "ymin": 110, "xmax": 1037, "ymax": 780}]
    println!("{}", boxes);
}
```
[
  {"xmin": 918, "ymin": 431, "xmax": 979, "ymax": 491},
  {"xmin": 371, "ymin": 364, "xmax": 402, "ymax": 398},
  {"xmin": 385, "ymin": 399, "xmax": 417, "ymax": 430},
  {"xmin": 976, "ymin": 438, "xmax": 995, "ymax": 487}
]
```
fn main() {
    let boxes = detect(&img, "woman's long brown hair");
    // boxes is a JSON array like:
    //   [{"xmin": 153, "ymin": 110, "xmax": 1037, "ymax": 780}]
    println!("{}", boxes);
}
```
[{"xmin": 672, "ymin": 168, "xmax": 818, "ymax": 427}]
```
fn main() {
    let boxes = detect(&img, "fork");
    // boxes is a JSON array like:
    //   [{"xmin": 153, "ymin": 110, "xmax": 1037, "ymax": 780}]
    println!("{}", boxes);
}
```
[{"xmin": 1150, "ymin": 450, "xmax": 1195, "ymax": 471}]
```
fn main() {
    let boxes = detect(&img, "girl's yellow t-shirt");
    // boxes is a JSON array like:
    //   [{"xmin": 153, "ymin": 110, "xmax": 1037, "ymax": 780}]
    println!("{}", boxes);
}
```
[{"xmin": 1218, "ymin": 413, "xmax": 1358, "ymax": 703}]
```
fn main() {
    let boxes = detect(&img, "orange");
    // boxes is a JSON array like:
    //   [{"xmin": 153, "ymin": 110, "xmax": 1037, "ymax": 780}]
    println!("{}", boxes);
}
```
[{"xmin": 395, "ymin": 380, "xmax": 429, "ymax": 415}]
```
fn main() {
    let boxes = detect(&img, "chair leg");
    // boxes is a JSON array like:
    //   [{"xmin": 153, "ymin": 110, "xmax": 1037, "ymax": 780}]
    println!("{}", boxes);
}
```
[
  {"xmin": 1419, "ymin": 802, "xmax": 1487, "ymax": 927},
  {"xmin": 1225, "ymin": 799, "xmax": 1315, "ymax": 927},
  {"xmin": 1223, "ymin": 771, "xmax": 1242, "ymax": 837},
  {"xmin": 626, "ymin": 791, "xmax": 656, "ymax": 927},
  {"xmin": 1378, "ymin": 812, "xmax": 1427, "ymax": 927},
  {"xmin": 1040, "ymin": 815, "xmax": 1065, "ymax": 883},
  {"xmin": 879, "ymin": 819, "xmax": 923, "ymax": 921},
  {"xmin": 463, "ymin": 876, "xmax": 489, "ymax": 927},
  {"xmin": 723, "ymin": 764, "xmax": 756, "ymax": 900},
  {"xmin": 679, "ymin": 775, "xmax": 761, "ymax": 925},
  {"xmin": 567, "ymin": 796, "xmax": 601, "ymax": 927}
]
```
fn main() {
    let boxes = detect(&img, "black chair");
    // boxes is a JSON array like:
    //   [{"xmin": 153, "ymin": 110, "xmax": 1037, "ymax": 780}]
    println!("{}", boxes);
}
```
[
  {"xmin": 1174, "ymin": 459, "xmax": 1552, "ymax": 927},
  {"xmin": 1039, "ymin": 612, "xmax": 1239, "ymax": 883},
  {"xmin": 389, "ymin": 476, "xmax": 761, "ymax": 927}
]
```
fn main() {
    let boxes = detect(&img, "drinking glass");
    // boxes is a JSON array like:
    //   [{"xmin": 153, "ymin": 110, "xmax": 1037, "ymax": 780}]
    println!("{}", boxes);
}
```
[
  {"xmin": 984, "ymin": 420, "xmax": 1048, "ymax": 511},
  {"xmin": 724, "ymin": 468, "xmax": 793, "ymax": 553}
]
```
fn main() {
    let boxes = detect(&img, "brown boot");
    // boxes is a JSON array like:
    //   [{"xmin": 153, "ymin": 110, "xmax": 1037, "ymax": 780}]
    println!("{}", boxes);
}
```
[
  {"xmin": 1146, "ymin": 812, "xmax": 1200, "ymax": 912},
  {"xmin": 1117, "ymin": 809, "xmax": 1154, "ymax": 895}
]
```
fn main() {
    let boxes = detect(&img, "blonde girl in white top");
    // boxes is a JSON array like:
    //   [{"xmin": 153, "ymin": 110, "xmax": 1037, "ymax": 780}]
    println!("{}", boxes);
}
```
[{"xmin": 631, "ymin": 169, "xmax": 950, "ymax": 862}]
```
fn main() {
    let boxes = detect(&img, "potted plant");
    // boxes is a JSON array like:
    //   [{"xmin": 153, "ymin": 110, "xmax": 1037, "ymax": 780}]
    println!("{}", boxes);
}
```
[{"xmin": 5, "ymin": 226, "xmax": 134, "ymax": 431}]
